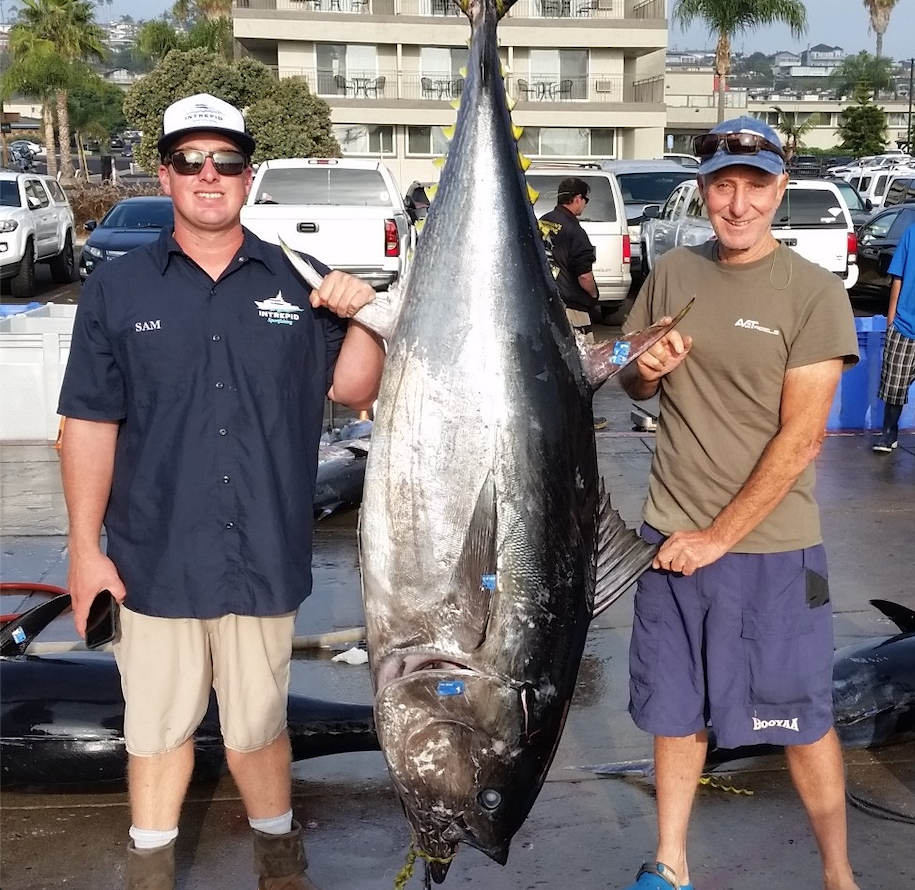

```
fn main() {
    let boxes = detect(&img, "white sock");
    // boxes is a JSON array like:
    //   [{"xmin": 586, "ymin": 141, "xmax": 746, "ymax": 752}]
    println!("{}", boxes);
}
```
[
  {"xmin": 129, "ymin": 825, "xmax": 178, "ymax": 850},
  {"xmin": 248, "ymin": 809, "xmax": 293, "ymax": 835}
]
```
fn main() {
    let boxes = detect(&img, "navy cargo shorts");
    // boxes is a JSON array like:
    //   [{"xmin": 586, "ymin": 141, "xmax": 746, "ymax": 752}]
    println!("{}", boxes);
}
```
[{"xmin": 628, "ymin": 525, "xmax": 835, "ymax": 749}]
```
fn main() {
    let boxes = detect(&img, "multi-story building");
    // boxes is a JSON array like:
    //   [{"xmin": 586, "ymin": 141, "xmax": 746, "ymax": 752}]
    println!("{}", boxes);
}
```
[{"xmin": 233, "ymin": 0, "xmax": 668, "ymax": 188}]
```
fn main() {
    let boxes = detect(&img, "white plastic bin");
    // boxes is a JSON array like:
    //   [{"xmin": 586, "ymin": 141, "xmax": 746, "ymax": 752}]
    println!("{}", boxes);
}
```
[{"xmin": 0, "ymin": 303, "xmax": 76, "ymax": 442}]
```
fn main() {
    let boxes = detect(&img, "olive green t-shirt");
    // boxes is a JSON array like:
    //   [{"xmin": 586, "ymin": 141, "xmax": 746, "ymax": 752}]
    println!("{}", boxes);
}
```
[{"xmin": 625, "ymin": 241, "xmax": 859, "ymax": 553}]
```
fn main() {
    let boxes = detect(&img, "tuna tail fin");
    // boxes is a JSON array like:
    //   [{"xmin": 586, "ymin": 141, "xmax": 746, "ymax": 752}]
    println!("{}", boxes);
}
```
[
  {"xmin": 0, "ymin": 593, "xmax": 72, "ymax": 656},
  {"xmin": 591, "ymin": 484, "xmax": 656, "ymax": 619},
  {"xmin": 582, "ymin": 297, "xmax": 695, "ymax": 391},
  {"xmin": 278, "ymin": 236, "xmax": 401, "ymax": 341},
  {"xmin": 454, "ymin": 0, "xmax": 519, "ymax": 21},
  {"xmin": 870, "ymin": 599, "xmax": 915, "ymax": 634}
]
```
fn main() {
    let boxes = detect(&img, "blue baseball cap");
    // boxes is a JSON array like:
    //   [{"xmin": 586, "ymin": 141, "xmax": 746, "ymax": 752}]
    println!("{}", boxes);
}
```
[{"xmin": 696, "ymin": 116, "xmax": 786, "ymax": 177}]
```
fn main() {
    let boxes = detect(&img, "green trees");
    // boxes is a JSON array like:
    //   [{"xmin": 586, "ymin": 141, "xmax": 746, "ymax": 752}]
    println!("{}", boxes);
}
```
[
  {"xmin": 136, "ymin": 5, "xmax": 234, "ymax": 63},
  {"xmin": 672, "ymin": 0, "xmax": 807, "ymax": 122},
  {"xmin": 7, "ymin": 0, "xmax": 106, "ymax": 181},
  {"xmin": 831, "ymin": 51, "xmax": 894, "ymax": 98},
  {"xmin": 122, "ymin": 49, "xmax": 340, "ymax": 173},
  {"xmin": 836, "ymin": 88, "xmax": 889, "ymax": 155},
  {"xmin": 861, "ymin": 0, "xmax": 899, "ymax": 58},
  {"xmin": 772, "ymin": 106, "xmax": 820, "ymax": 160}
]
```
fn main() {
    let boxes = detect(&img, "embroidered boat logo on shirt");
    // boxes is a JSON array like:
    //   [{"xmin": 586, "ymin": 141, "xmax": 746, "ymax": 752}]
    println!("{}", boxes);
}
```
[
  {"xmin": 255, "ymin": 291, "xmax": 304, "ymax": 326},
  {"xmin": 734, "ymin": 318, "xmax": 780, "ymax": 336}
]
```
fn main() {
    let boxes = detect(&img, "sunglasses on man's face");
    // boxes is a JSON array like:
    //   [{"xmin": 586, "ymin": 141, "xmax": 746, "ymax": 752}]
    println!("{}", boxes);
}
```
[
  {"xmin": 692, "ymin": 132, "xmax": 786, "ymax": 161},
  {"xmin": 167, "ymin": 149, "xmax": 248, "ymax": 176}
]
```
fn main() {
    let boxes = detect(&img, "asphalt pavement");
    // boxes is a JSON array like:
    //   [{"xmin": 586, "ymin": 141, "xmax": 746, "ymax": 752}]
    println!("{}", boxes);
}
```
[{"xmin": 0, "ymin": 367, "xmax": 912, "ymax": 889}]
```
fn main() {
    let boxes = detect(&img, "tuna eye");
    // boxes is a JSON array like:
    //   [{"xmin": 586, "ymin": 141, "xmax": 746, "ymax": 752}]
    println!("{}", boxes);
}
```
[{"xmin": 478, "ymin": 789, "xmax": 502, "ymax": 810}]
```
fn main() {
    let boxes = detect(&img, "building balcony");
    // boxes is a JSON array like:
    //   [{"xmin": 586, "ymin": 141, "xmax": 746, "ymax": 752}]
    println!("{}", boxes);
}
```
[
  {"xmin": 234, "ymin": 0, "xmax": 665, "ymax": 21},
  {"xmin": 278, "ymin": 68, "xmax": 664, "ymax": 103}
]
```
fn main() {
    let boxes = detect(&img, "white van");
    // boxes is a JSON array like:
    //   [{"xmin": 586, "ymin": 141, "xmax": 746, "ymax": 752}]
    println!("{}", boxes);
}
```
[
  {"xmin": 842, "ymin": 165, "xmax": 915, "ymax": 210},
  {"xmin": 529, "ymin": 165, "xmax": 632, "ymax": 314}
]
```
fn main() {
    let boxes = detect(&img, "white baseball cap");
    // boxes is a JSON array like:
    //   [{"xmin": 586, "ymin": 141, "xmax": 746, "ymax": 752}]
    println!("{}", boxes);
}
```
[{"xmin": 157, "ymin": 93, "xmax": 255, "ymax": 158}]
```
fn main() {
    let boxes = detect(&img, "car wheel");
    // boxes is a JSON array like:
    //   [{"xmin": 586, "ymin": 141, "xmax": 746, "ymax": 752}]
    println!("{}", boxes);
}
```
[
  {"xmin": 49, "ymin": 231, "xmax": 76, "ymax": 283},
  {"xmin": 10, "ymin": 238, "xmax": 36, "ymax": 298}
]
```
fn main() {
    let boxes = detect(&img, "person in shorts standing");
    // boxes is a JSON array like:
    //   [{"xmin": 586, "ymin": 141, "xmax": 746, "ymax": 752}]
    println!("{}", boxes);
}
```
[
  {"xmin": 617, "ymin": 117, "xmax": 861, "ymax": 890},
  {"xmin": 873, "ymin": 218, "xmax": 915, "ymax": 452},
  {"xmin": 57, "ymin": 94, "xmax": 385, "ymax": 890}
]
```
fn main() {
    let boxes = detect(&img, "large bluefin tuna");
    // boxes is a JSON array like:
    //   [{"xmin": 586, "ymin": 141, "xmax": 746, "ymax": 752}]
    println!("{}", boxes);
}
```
[{"xmin": 331, "ymin": 0, "xmax": 689, "ymax": 881}]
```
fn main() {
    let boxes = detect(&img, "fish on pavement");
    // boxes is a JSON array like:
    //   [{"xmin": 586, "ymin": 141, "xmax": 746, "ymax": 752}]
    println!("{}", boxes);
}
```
[{"xmin": 0, "ymin": 597, "xmax": 378, "ymax": 791}]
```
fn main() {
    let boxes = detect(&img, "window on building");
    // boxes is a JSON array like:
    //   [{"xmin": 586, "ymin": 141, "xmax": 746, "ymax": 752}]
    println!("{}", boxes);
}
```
[
  {"xmin": 317, "ymin": 43, "xmax": 378, "ymax": 94},
  {"xmin": 517, "ymin": 127, "xmax": 614, "ymax": 157},
  {"xmin": 420, "ymin": 47, "xmax": 464, "ymax": 77},
  {"xmin": 529, "ymin": 49, "xmax": 588, "ymax": 100},
  {"xmin": 407, "ymin": 125, "xmax": 451, "ymax": 155},
  {"xmin": 333, "ymin": 124, "xmax": 394, "ymax": 155}
]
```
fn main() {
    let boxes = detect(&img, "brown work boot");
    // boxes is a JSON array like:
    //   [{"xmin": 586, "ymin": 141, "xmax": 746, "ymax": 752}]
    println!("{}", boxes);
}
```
[
  {"xmin": 127, "ymin": 839, "xmax": 176, "ymax": 890},
  {"xmin": 253, "ymin": 820, "xmax": 323, "ymax": 890}
]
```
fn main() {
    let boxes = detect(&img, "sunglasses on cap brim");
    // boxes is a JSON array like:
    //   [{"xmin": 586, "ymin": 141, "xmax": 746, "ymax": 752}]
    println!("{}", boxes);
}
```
[
  {"xmin": 166, "ymin": 149, "xmax": 248, "ymax": 176},
  {"xmin": 692, "ymin": 132, "xmax": 786, "ymax": 161}
]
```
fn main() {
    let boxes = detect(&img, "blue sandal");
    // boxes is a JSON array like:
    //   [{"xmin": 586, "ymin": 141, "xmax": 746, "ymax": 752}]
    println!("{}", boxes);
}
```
[{"xmin": 623, "ymin": 861, "xmax": 695, "ymax": 890}]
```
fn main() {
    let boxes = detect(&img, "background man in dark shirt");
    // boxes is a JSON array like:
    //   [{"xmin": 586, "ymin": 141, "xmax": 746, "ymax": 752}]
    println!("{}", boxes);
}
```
[
  {"xmin": 539, "ymin": 177, "xmax": 605, "ymax": 428},
  {"xmin": 58, "ymin": 94, "xmax": 384, "ymax": 890}
]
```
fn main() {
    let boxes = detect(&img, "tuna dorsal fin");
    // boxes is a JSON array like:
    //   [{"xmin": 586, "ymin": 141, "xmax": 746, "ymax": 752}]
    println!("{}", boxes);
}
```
[
  {"xmin": 870, "ymin": 599, "xmax": 915, "ymax": 633},
  {"xmin": 592, "ymin": 484, "xmax": 656, "ymax": 619},
  {"xmin": 448, "ymin": 472, "xmax": 498, "ymax": 650},
  {"xmin": 0, "ymin": 594, "xmax": 72, "ymax": 657},
  {"xmin": 582, "ymin": 298, "xmax": 695, "ymax": 391}
]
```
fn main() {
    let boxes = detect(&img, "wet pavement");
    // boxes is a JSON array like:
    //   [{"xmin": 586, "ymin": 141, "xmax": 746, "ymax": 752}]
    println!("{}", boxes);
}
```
[{"xmin": 1, "ymin": 376, "xmax": 913, "ymax": 890}]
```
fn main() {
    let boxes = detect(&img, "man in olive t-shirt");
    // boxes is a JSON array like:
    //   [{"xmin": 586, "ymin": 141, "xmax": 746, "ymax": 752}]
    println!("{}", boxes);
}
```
[{"xmin": 617, "ymin": 117, "xmax": 861, "ymax": 890}]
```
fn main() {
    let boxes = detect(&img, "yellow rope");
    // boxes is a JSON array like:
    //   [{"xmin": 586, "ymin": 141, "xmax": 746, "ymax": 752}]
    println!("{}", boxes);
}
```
[
  {"xmin": 699, "ymin": 774, "xmax": 754, "ymax": 796},
  {"xmin": 393, "ymin": 839, "xmax": 457, "ymax": 889}
]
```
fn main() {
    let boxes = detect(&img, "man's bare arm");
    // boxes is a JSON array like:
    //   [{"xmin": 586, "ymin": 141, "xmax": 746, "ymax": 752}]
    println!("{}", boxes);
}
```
[{"xmin": 60, "ymin": 417, "xmax": 125, "ymax": 635}]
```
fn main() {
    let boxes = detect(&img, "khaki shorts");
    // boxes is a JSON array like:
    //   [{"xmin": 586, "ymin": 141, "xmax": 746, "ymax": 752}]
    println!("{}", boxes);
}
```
[{"xmin": 114, "ymin": 607, "xmax": 296, "ymax": 756}]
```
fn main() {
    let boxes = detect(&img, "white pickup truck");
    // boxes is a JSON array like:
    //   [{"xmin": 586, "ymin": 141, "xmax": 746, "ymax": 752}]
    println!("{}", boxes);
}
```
[
  {"xmin": 640, "ymin": 178, "xmax": 859, "ymax": 290},
  {"xmin": 240, "ymin": 158, "xmax": 413, "ymax": 290}
]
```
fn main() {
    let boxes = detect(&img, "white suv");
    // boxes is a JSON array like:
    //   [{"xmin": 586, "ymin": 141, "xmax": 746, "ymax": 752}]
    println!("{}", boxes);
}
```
[
  {"xmin": 529, "ymin": 164, "xmax": 632, "ymax": 316},
  {"xmin": 1, "ymin": 171, "xmax": 77, "ymax": 297}
]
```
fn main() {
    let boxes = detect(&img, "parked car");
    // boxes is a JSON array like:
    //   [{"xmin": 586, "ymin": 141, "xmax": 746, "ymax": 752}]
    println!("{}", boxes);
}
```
[
  {"xmin": 0, "ymin": 170, "xmax": 76, "ymax": 297},
  {"xmin": 830, "ymin": 178, "xmax": 874, "ymax": 228},
  {"xmin": 528, "ymin": 163, "xmax": 631, "ymax": 314},
  {"xmin": 640, "ymin": 179, "xmax": 703, "ymax": 275},
  {"xmin": 599, "ymin": 159, "xmax": 696, "ymax": 276},
  {"xmin": 852, "ymin": 202, "xmax": 915, "ymax": 303},
  {"xmin": 881, "ymin": 174, "xmax": 915, "ymax": 209},
  {"xmin": 78, "ymin": 196, "xmax": 174, "ymax": 281},
  {"xmin": 663, "ymin": 152, "xmax": 700, "ymax": 169},
  {"xmin": 787, "ymin": 154, "xmax": 822, "ymax": 177},
  {"xmin": 8, "ymin": 139, "xmax": 43, "ymax": 158},
  {"xmin": 404, "ymin": 180, "xmax": 435, "ymax": 223},
  {"xmin": 638, "ymin": 179, "xmax": 859, "ymax": 289}
]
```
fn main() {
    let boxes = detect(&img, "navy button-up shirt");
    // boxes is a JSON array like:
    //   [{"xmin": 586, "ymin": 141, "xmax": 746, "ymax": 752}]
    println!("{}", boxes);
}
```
[{"xmin": 59, "ymin": 228, "xmax": 347, "ymax": 619}]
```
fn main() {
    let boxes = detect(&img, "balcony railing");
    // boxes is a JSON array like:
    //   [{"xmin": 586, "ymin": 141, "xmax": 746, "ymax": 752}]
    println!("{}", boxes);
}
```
[
  {"xmin": 279, "ymin": 68, "xmax": 665, "ymax": 103},
  {"xmin": 235, "ymin": 0, "xmax": 665, "ymax": 19}
]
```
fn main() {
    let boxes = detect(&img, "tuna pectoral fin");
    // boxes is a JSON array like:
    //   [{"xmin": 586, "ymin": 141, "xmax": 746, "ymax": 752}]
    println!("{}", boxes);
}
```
[
  {"xmin": 582, "ymin": 297, "xmax": 695, "ymax": 390},
  {"xmin": 0, "ymin": 593, "xmax": 72, "ymax": 656},
  {"xmin": 592, "ymin": 486, "xmax": 656, "ymax": 619},
  {"xmin": 448, "ymin": 473, "xmax": 497, "ymax": 649},
  {"xmin": 278, "ymin": 236, "xmax": 400, "ymax": 340}
]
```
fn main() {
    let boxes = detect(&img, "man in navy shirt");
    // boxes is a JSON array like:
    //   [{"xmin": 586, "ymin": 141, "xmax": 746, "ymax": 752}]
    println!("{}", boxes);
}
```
[{"xmin": 58, "ymin": 94, "xmax": 385, "ymax": 890}]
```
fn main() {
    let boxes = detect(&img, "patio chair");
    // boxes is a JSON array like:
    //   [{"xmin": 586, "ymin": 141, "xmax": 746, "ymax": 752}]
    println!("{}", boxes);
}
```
[
  {"xmin": 421, "ymin": 76, "xmax": 436, "ymax": 99},
  {"xmin": 450, "ymin": 77, "xmax": 464, "ymax": 98},
  {"xmin": 365, "ymin": 75, "xmax": 386, "ymax": 98},
  {"xmin": 334, "ymin": 74, "xmax": 351, "ymax": 95},
  {"xmin": 517, "ymin": 79, "xmax": 536, "ymax": 100},
  {"xmin": 556, "ymin": 79, "xmax": 573, "ymax": 100}
]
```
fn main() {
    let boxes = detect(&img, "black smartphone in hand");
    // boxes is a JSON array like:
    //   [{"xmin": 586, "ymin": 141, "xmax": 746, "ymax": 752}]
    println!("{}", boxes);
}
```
[{"xmin": 86, "ymin": 590, "xmax": 120, "ymax": 649}]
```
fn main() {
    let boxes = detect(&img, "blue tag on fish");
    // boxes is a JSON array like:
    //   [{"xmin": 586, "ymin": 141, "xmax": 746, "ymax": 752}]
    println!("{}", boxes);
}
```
[
  {"xmin": 437, "ymin": 680, "xmax": 465, "ymax": 696},
  {"xmin": 481, "ymin": 574, "xmax": 496, "ymax": 591},
  {"xmin": 610, "ymin": 341, "xmax": 631, "ymax": 365},
  {"xmin": 12, "ymin": 627, "xmax": 26, "ymax": 644}
]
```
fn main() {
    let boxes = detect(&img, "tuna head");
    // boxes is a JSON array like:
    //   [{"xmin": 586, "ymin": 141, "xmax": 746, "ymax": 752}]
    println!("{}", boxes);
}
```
[{"xmin": 375, "ymin": 669, "xmax": 556, "ymax": 882}]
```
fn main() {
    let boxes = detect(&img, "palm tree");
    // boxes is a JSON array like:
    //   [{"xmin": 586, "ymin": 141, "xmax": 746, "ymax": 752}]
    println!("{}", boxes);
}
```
[
  {"xmin": 771, "ymin": 106, "xmax": 820, "ymax": 161},
  {"xmin": 672, "ymin": 0, "xmax": 807, "ymax": 123},
  {"xmin": 1, "ymin": 38, "xmax": 69, "ymax": 177},
  {"xmin": 862, "ymin": 0, "xmax": 899, "ymax": 58},
  {"xmin": 9, "ymin": 0, "xmax": 106, "ymax": 181}
]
